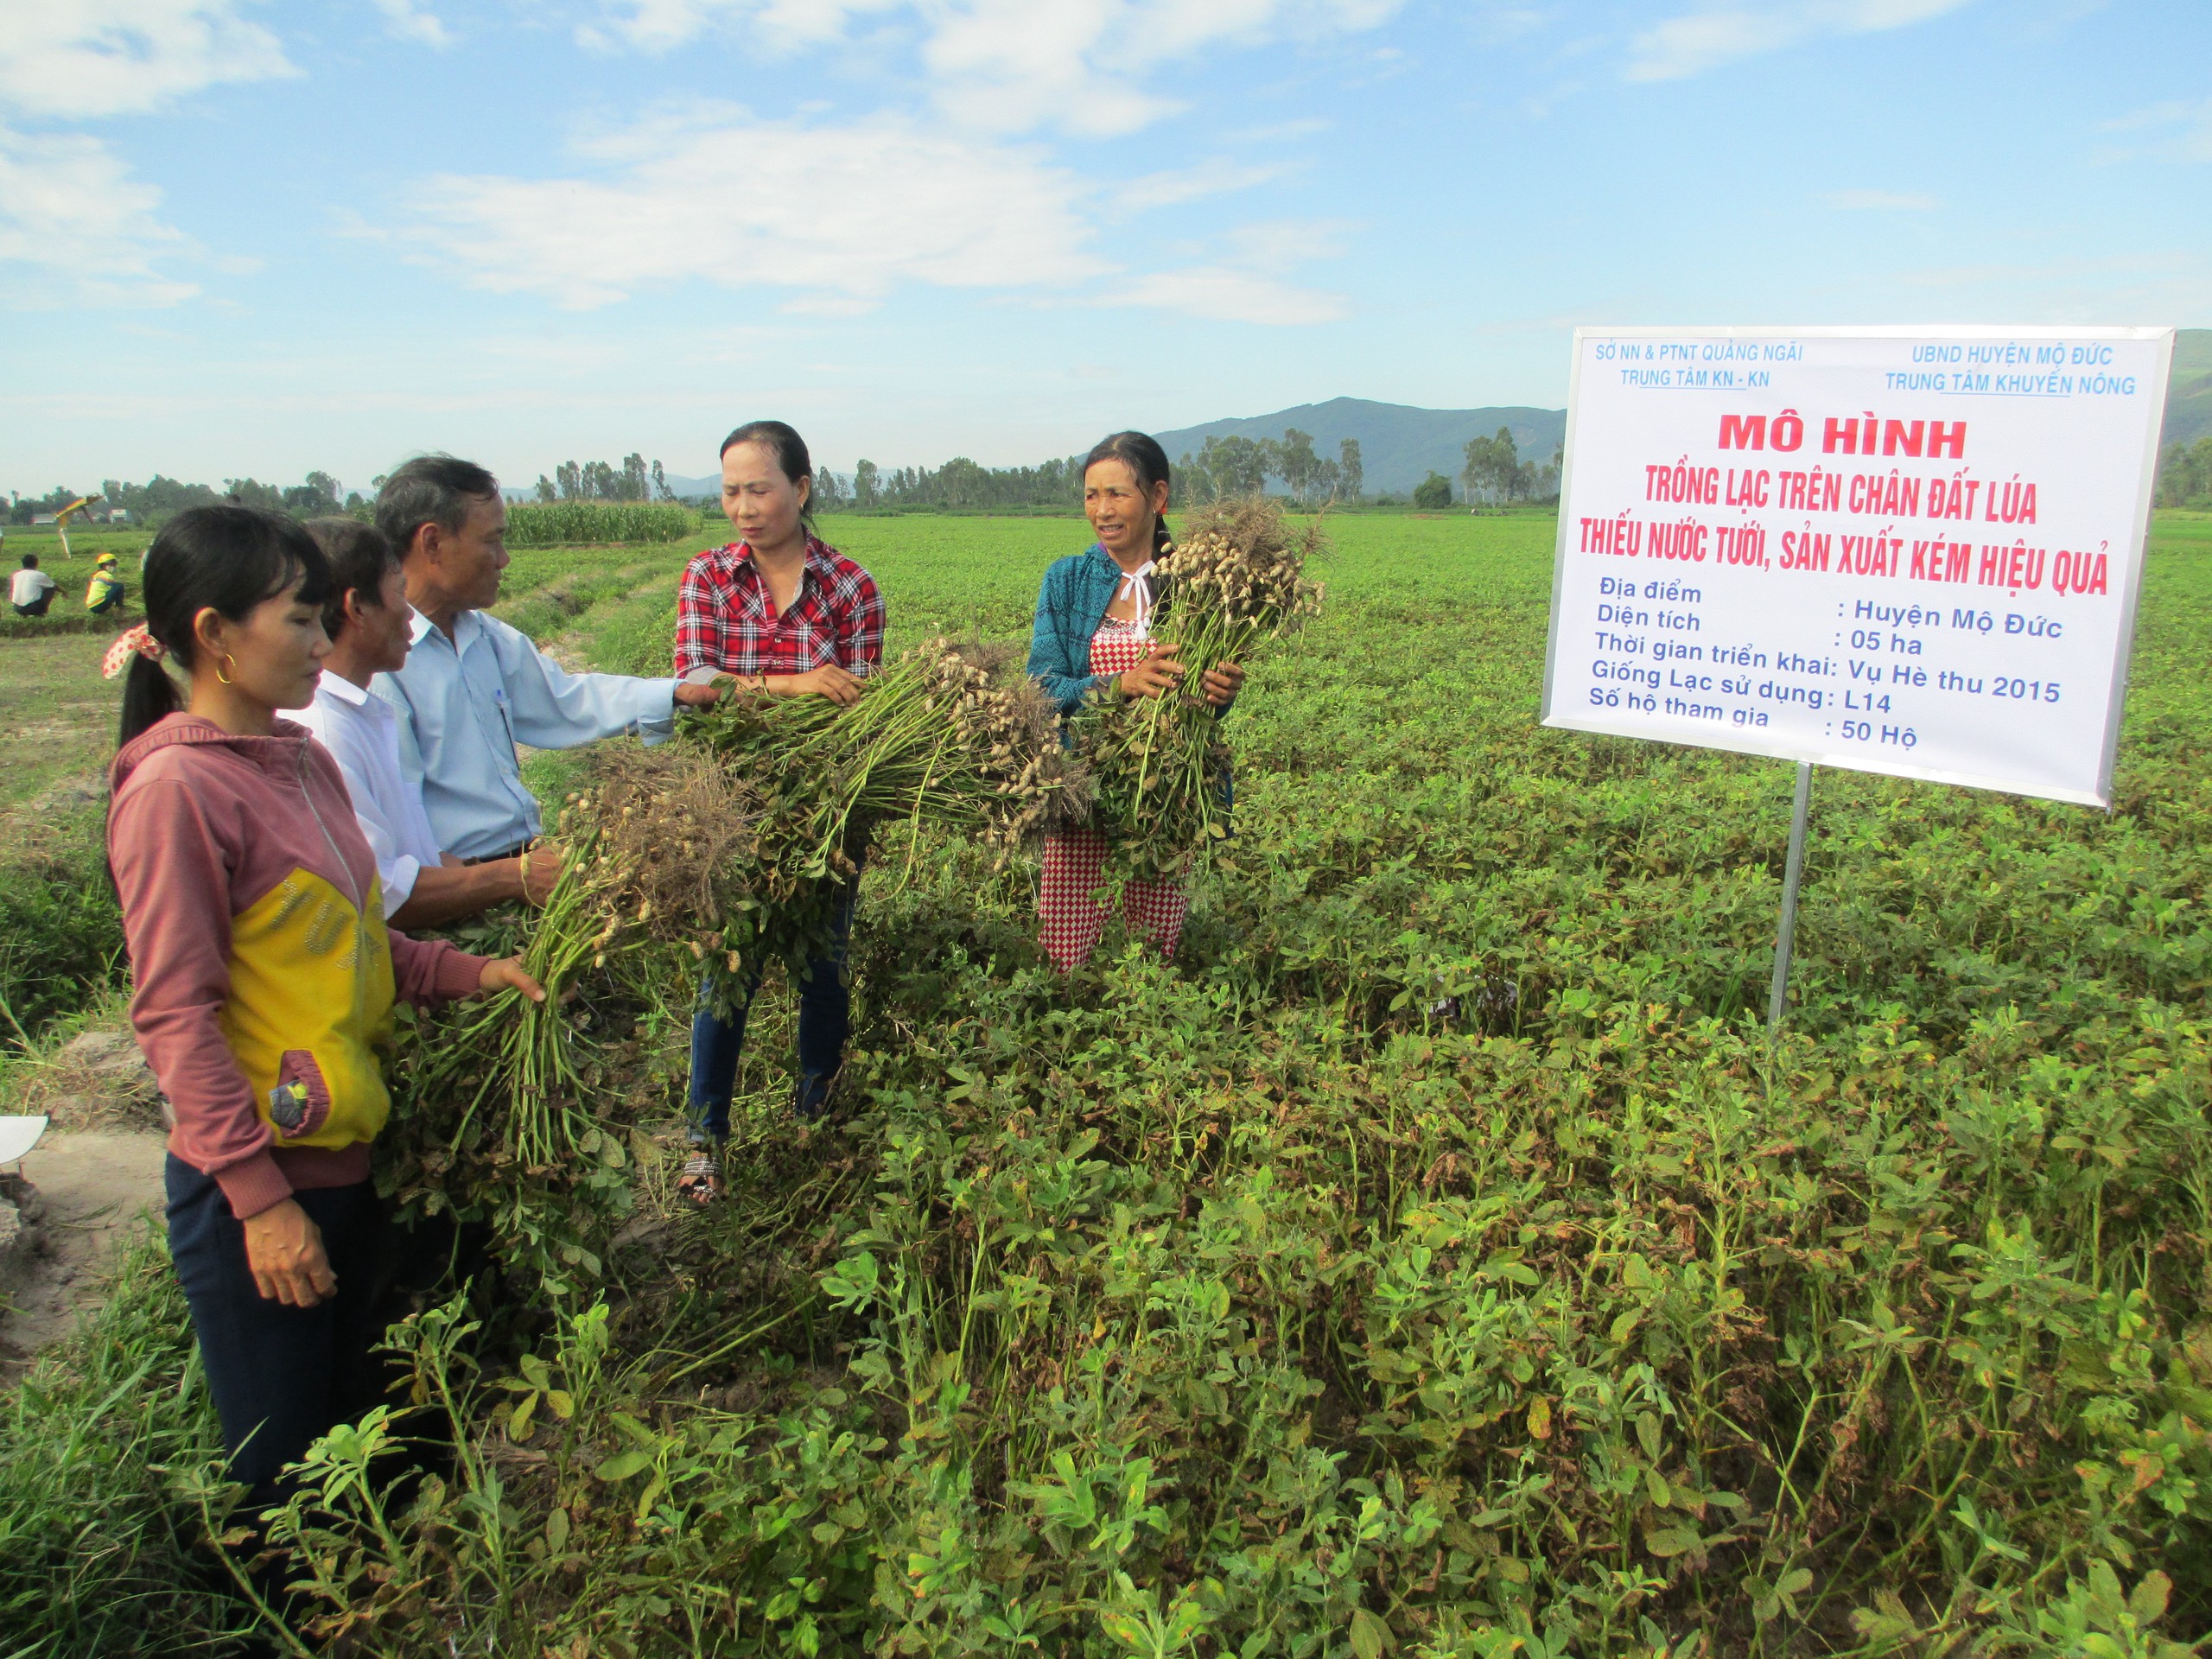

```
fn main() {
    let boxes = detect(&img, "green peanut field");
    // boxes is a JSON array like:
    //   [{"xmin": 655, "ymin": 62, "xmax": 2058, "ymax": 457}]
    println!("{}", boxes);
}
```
[{"xmin": 3, "ymin": 508, "xmax": 2210, "ymax": 1656}]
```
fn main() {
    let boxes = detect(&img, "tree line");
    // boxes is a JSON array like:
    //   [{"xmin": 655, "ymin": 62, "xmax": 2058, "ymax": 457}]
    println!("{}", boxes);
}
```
[
  {"xmin": 816, "ymin": 455, "xmax": 1089, "ymax": 512},
  {"xmin": 7, "ymin": 474, "xmax": 361, "ymax": 527},
  {"xmin": 2155, "ymin": 437, "xmax": 2212, "ymax": 508},
  {"xmin": 811, "ymin": 430, "xmax": 1376, "ymax": 512},
  {"xmin": 801, "ymin": 425, "xmax": 1565, "ymax": 515},
  {"xmin": 532, "ymin": 454, "xmax": 679, "ymax": 505},
  {"xmin": 1459, "ymin": 426, "xmax": 1561, "ymax": 506},
  {"xmin": 11, "ymin": 422, "xmax": 1578, "ymax": 534},
  {"xmin": 1175, "ymin": 430, "xmax": 1363, "ymax": 506}
]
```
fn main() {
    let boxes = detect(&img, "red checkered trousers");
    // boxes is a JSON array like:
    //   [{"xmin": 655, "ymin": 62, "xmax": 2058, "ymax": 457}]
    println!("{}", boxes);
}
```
[{"xmin": 1039, "ymin": 618, "xmax": 1189, "ymax": 972}]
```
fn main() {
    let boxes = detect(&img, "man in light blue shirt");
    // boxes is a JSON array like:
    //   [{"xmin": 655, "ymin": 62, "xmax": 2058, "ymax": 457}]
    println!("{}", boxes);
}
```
[
  {"xmin": 296, "ymin": 516, "xmax": 557, "ymax": 925},
  {"xmin": 372, "ymin": 456, "xmax": 721, "ymax": 861}
]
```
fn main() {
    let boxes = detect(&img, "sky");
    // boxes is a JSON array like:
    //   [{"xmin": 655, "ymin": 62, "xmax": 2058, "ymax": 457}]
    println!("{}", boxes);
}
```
[{"xmin": 3, "ymin": 0, "xmax": 2207, "ymax": 496}]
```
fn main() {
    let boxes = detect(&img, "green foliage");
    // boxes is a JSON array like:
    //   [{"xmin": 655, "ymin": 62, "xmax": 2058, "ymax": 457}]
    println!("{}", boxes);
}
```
[
  {"xmin": 0, "ymin": 608, "xmax": 142, "ymax": 640},
  {"xmin": 2155, "ymin": 438, "xmax": 2212, "ymax": 508},
  {"xmin": 0, "ymin": 806, "xmax": 123, "ymax": 1048},
  {"xmin": 18, "ymin": 510, "xmax": 2212, "ymax": 1656},
  {"xmin": 854, "ymin": 454, "xmax": 1085, "ymax": 512},
  {"xmin": 1414, "ymin": 472, "xmax": 1454, "ymax": 509},
  {"xmin": 506, "ymin": 502, "xmax": 700, "ymax": 547},
  {"xmin": 0, "ymin": 1228, "xmax": 251, "ymax": 1656},
  {"xmin": 536, "ymin": 454, "xmax": 671, "ymax": 505}
]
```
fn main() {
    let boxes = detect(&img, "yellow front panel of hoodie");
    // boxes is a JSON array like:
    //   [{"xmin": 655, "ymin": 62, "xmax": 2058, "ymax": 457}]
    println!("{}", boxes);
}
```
[{"xmin": 216, "ymin": 868, "xmax": 396, "ymax": 1150}]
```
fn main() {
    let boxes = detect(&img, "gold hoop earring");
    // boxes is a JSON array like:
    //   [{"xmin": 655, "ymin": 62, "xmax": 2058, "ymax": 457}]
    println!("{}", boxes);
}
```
[{"xmin": 216, "ymin": 654, "xmax": 236, "ymax": 686}]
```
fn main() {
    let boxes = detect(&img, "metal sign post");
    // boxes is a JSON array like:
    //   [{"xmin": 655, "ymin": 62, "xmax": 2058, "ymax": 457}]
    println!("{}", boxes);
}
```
[{"xmin": 1766, "ymin": 763, "xmax": 1814, "ymax": 1028}]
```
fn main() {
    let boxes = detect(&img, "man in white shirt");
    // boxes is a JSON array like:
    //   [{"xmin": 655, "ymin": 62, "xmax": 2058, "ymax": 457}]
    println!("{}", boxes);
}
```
[
  {"xmin": 292, "ymin": 518, "xmax": 556, "ymax": 925},
  {"xmin": 370, "ymin": 457, "xmax": 721, "ymax": 861},
  {"xmin": 10, "ymin": 554, "xmax": 57, "ymax": 617}
]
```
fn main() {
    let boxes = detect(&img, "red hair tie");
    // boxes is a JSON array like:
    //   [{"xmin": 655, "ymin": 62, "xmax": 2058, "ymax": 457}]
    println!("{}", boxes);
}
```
[{"xmin": 101, "ymin": 624, "xmax": 165, "ymax": 681}]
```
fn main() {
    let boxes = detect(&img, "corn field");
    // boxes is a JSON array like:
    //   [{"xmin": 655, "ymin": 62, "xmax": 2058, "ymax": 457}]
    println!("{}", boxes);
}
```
[{"xmin": 505, "ymin": 502, "xmax": 700, "ymax": 547}]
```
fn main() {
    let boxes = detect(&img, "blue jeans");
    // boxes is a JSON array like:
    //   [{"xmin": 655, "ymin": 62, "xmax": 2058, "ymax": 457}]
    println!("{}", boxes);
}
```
[{"xmin": 688, "ymin": 883, "xmax": 855, "ymax": 1141}]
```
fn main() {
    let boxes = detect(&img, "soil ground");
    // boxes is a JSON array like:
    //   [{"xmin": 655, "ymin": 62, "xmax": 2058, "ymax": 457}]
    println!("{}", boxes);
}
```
[
  {"xmin": 0, "ymin": 1128, "xmax": 168, "ymax": 1376},
  {"xmin": 0, "ymin": 1026, "xmax": 171, "ymax": 1373}
]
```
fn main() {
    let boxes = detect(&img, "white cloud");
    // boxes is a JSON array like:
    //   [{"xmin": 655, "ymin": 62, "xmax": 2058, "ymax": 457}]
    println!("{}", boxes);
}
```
[
  {"xmin": 1626, "ymin": 0, "xmax": 1971, "ymax": 82},
  {"xmin": 0, "ymin": 0, "xmax": 295, "ymax": 119},
  {"xmin": 779, "ymin": 293, "xmax": 880, "ymax": 316},
  {"xmin": 1825, "ymin": 188, "xmax": 1941, "ymax": 210},
  {"xmin": 590, "ymin": 0, "xmax": 900, "ymax": 52},
  {"xmin": 2097, "ymin": 99, "xmax": 2212, "ymax": 164},
  {"xmin": 925, "ymin": 0, "xmax": 1403, "ymax": 136},
  {"xmin": 0, "ymin": 125, "xmax": 196, "ymax": 306},
  {"xmin": 0, "ymin": 3, "xmax": 296, "ymax": 303},
  {"xmin": 1109, "ymin": 159, "xmax": 1284, "ymax": 213},
  {"xmin": 374, "ymin": 0, "xmax": 454, "ymax": 48},
  {"xmin": 404, "ymin": 106, "xmax": 1105, "ymax": 308},
  {"xmin": 1217, "ymin": 216, "xmax": 1350, "ymax": 264},
  {"xmin": 1230, "ymin": 117, "xmax": 1333, "ymax": 143},
  {"xmin": 1100, "ymin": 217, "xmax": 1350, "ymax": 323},
  {"xmin": 1103, "ymin": 265, "xmax": 1344, "ymax": 325},
  {"xmin": 586, "ymin": 0, "xmax": 1401, "ymax": 134},
  {"xmin": 391, "ymin": 102, "xmax": 1350, "ymax": 325}
]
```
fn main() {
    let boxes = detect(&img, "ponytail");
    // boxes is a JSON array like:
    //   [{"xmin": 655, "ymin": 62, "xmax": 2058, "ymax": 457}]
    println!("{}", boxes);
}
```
[
  {"xmin": 118, "ymin": 653, "xmax": 182, "ymax": 748},
  {"xmin": 116, "ymin": 505, "xmax": 331, "ymax": 749}
]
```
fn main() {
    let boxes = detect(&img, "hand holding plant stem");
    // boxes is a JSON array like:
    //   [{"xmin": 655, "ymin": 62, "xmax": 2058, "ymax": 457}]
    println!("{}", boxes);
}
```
[
  {"xmin": 1073, "ymin": 498, "xmax": 1320, "ymax": 883},
  {"xmin": 1117, "ymin": 650, "xmax": 1185, "ymax": 699},
  {"xmin": 1116, "ymin": 651, "xmax": 1241, "ymax": 705},
  {"xmin": 478, "ymin": 956, "xmax": 546, "ymax": 1002},
  {"xmin": 518, "ymin": 842, "xmax": 565, "ymax": 906}
]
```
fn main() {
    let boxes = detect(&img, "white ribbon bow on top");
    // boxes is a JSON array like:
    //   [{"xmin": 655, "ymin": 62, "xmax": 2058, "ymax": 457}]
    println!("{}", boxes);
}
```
[{"xmin": 1116, "ymin": 560, "xmax": 1157, "ymax": 639}]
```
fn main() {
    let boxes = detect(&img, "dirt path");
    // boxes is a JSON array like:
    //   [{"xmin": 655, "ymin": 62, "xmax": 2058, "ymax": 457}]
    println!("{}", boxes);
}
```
[
  {"xmin": 0, "ymin": 1129, "xmax": 168, "ymax": 1374},
  {"xmin": 1, "ymin": 1027, "xmax": 172, "ymax": 1376}
]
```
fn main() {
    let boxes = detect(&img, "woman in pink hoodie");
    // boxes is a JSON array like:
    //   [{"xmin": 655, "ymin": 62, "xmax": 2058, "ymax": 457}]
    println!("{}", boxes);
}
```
[{"xmin": 105, "ymin": 505, "xmax": 543, "ymax": 1510}]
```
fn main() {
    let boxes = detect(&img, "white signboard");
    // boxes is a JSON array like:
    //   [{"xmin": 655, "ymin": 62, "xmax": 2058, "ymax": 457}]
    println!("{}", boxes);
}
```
[{"xmin": 1541, "ymin": 325, "xmax": 2173, "ymax": 806}]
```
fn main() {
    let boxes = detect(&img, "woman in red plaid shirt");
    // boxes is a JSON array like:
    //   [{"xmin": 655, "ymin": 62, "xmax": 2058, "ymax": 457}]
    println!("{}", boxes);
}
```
[{"xmin": 675, "ymin": 421, "xmax": 883, "ymax": 1204}]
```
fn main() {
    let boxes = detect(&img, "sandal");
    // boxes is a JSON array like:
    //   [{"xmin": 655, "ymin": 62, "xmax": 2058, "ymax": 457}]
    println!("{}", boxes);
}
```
[{"xmin": 676, "ymin": 1149, "xmax": 724, "ymax": 1207}]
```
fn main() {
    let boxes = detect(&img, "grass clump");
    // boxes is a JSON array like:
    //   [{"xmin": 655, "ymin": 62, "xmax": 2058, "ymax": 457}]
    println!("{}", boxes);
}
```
[
  {"xmin": 0, "ymin": 1228, "xmax": 249, "ymax": 1657},
  {"xmin": 0, "ymin": 805, "xmax": 123, "ymax": 1051}
]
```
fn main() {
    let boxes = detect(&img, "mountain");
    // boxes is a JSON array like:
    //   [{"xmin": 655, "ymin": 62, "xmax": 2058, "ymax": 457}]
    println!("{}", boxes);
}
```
[
  {"xmin": 2161, "ymin": 328, "xmax": 2212, "ymax": 450},
  {"xmin": 1150, "ymin": 397, "xmax": 1567, "ymax": 497}
]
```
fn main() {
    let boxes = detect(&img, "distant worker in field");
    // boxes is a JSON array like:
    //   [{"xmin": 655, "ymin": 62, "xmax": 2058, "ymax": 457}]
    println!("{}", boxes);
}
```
[
  {"xmin": 671, "ymin": 420, "xmax": 885, "ymax": 1205},
  {"xmin": 11, "ymin": 552, "xmax": 56, "ymax": 617},
  {"xmin": 291, "ymin": 518, "xmax": 560, "ymax": 927},
  {"xmin": 1027, "ymin": 431, "xmax": 1243, "ymax": 971},
  {"xmin": 371, "ymin": 455, "xmax": 723, "ymax": 864},
  {"xmin": 101, "ymin": 505, "xmax": 542, "ymax": 1578},
  {"xmin": 85, "ymin": 550, "xmax": 127, "ymax": 615}
]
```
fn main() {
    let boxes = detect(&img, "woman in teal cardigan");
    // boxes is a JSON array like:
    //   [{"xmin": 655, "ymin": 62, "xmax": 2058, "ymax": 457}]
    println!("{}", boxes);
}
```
[{"xmin": 1027, "ymin": 432, "xmax": 1243, "ymax": 970}]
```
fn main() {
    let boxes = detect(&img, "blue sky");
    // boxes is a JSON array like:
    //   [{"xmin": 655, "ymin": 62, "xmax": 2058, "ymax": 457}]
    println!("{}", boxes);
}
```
[{"xmin": 3, "ymin": 0, "xmax": 2205, "ymax": 495}]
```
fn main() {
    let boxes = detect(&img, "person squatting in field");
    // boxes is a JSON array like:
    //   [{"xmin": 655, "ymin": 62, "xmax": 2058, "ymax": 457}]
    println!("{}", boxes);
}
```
[
  {"xmin": 1027, "ymin": 432, "xmax": 1244, "ymax": 971},
  {"xmin": 672, "ymin": 420, "xmax": 886, "ymax": 1205},
  {"xmin": 10, "ymin": 551, "xmax": 56, "ymax": 617},
  {"xmin": 369, "ymin": 455, "xmax": 724, "ymax": 867},
  {"xmin": 86, "ymin": 550, "xmax": 127, "ymax": 615},
  {"xmin": 101, "ymin": 506, "xmax": 544, "ymax": 1583},
  {"xmin": 290, "ymin": 518, "xmax": 560, "ymax": 929}
]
